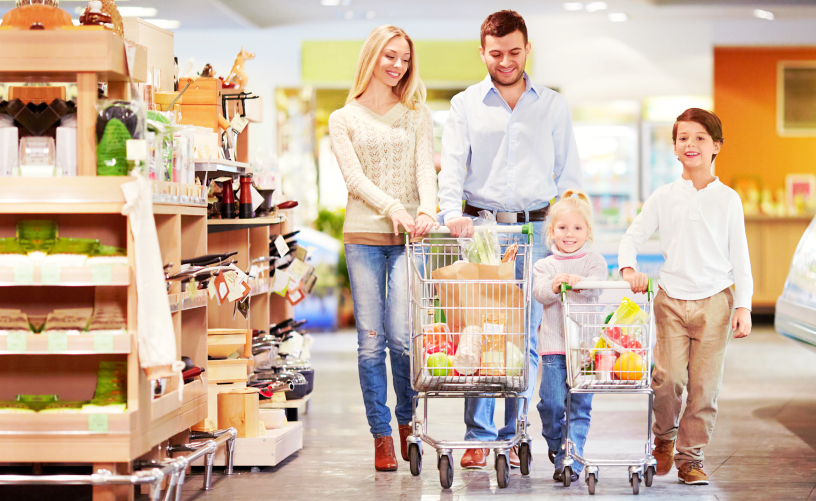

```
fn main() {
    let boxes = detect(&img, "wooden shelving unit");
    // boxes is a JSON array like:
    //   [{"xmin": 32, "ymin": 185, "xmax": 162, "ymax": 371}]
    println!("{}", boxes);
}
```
[{"xmin": 0, "ymin": 28, "xmax": 210, "ymax": 501}]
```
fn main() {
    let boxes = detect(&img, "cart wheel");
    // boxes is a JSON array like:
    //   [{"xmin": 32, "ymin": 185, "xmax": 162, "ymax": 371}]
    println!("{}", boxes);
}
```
[
  {"xmin": 587, "ymin": 472, "xmax": 597, "ymax": 495},
  {"xmin": 409, "ymin": 444, "xmax": 422, "ymax": 477},
  {"xmin": 439, "ymin": 455, "xmax": 453, "ymax": 489},
  {"xmin": 519, "ymin": 442, "xmax": 532, "ymax": 476},
  {"xmin": 631, "ymin": 472, "xmax": 640, "ymax": 495},
  {"xmin": 644, "ymin": 466, "xmax": 654, "ymax": 487},
  {"xmin": 562, "ymin": 466, "xmax": 573, "ymax": 487},
  {"xmin": 496, "ymin": 454, "xmax": 510, "ymax": 489}
]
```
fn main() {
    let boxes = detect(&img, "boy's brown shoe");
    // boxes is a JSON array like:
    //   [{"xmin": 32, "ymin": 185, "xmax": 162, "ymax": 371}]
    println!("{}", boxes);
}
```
[
  {"xmin": 653, "ymin": 437, "xmax": 675, "ymax": 475},
  {"xmin": 678, "ymin": 460, "xmax": 709, "ymax": 485},
  {"xmin": 374, "ymin": 435, "xmax": 398, "ymax": 471}
]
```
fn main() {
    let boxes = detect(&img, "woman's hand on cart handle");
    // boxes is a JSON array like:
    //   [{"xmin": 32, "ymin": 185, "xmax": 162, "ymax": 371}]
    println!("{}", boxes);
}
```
[
  {"xmin": 621, "ymin": 267, "xmax": 650, "ymax": 294},
  {"xmin": 391, "ymin": 209, "xmax": 415, "ymax": 236},
  {"xmin": 413, "ymin": 214, "xmax": 439, "ymax": 237},
  {"xmin": 732, "ymin": 307, "xmax": 752, "ymax": 338}
]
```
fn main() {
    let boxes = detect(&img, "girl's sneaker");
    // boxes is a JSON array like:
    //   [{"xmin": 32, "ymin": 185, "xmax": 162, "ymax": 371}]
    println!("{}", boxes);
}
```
[{"xmin": 678, "ymin": 460, "xmax": 709, "ymax": 485}]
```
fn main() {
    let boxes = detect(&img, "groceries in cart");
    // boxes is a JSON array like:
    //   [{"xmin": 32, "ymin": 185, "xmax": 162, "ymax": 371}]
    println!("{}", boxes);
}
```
[{"xmin": 581, "ymin": 298, "xmax": 649, "ymax": 382}]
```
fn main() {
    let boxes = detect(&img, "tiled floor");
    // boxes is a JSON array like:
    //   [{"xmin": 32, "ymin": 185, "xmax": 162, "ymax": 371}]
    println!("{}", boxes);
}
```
[{"xmin": 177, "ymin": 324, "xmax": 816, "ymax": 500}]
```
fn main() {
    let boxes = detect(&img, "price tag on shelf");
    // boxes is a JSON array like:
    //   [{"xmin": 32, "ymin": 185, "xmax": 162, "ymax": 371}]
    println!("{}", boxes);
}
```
[
  {"xmin": 41, "ymin": 265, "xmax": 61, "ymax": 285},
  {"xmin": 48, "ymin": 332, "xmax": 68, "ymax": 352},
  {"xmin": 92, "ymin": 265, "xmax": 113, "ymax": 285},
  {"xmin": 13, "ymin": 264, "xmax": 33, "ymax": 285},
  {"xmin": 88, "ymin": 414, "xmax": 109, "ymax": 433},
  {"xmin": 7, "ymin": 332, "xmax": 27, "ymax": 352},
  {"xmin": 270, "ymin": 391, "xmax": 287, "ymax": 403},
  {"xmin": 274, "ymin": 235, "xmax": 290, "ymax": 258},
  {"xmin": 271, "ymin": 270, "xmax": 292, "ymax": 297},
  {"xmin": 93, "ymin": 333, "xmax": 115, "ymax": 353}
]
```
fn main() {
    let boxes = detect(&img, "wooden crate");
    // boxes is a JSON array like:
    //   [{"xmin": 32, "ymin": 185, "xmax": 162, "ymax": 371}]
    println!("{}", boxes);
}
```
[
  {"xmin": 179, "ymin": 104, "xmax": 218, "ymax": 132},
  {"xmin": 208, "ymin": 359, "xmax": 251, "ymax": 383},
  {"xmin": 177, "ymin": 77, "xmax": 221, "ymax": 105}
]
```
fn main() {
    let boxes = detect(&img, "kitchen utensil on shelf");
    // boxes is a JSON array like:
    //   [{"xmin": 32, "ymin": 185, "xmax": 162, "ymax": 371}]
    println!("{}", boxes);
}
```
[
  {"xmin": 255, "ymin": 188, "xmax": 275, "ymax": 217},
  {"xmin": 238, "ymin": 174, "xmax": 254, "ymax": 219},
  {"xmin": 220, "ymin": 179, "xmax": 235, "ymax": 219}
]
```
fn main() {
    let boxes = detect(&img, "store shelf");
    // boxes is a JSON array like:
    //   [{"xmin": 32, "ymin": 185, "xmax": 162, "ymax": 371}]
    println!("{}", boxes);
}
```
[
  {"xmin": 168, "ymin": 292, "xmax": 208, "ymax": 313},
  {"xmin": 190, "ymin": 421, "xmax": 303, "ymax": 467},
  {"xmin": 0, "ymin": 29, "xmax": 147, "ymax": 83},
  {"xmin": 0, "ymin": 264, "xmax": 130, "ymax": 287},
  {"xmin": 207, "ymin": 216, "xmax": 285, "ymax": 234},
  {"xmin": 194, "ymin": 158, "xmax": 249, "ymax": 179},
  {"xmin": 249, "ymin": 277, "xmax": 271, "ymax": 297},
  {"xmin": 0, "ymin": 177, "xmax": 207, "ymax": 214},
  {"xmin": 0, "ymin": 332, "xmax": 131, "ymax": 354},
  {"xmin": 260, "ymin": 393, "xmax": 311, "ymax": 421}
]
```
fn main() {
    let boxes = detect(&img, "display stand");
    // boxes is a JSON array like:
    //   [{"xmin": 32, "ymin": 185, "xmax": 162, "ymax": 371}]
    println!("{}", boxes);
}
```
[
  {"xmin": 204, "ymin": 210, "xmax": 302, "ymax": 466},
  {"xmin": 0, "ymin": 29, "xmax": 213, "ymax": 501}
]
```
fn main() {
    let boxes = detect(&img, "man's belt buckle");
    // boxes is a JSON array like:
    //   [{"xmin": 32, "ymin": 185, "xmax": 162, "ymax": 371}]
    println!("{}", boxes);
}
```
[{"xmin": 496, "ymin": 211, "xmax": 518, "ymax": 224}]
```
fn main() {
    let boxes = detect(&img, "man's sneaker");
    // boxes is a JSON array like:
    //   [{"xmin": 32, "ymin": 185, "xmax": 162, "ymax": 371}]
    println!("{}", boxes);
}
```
[
  {"xmin": 678, "ymin": 460, "xmax": 709, "ymax": 485},
  {"xmin": 653, "ymin": 438, "xmax": 675, "ymax": 476}
]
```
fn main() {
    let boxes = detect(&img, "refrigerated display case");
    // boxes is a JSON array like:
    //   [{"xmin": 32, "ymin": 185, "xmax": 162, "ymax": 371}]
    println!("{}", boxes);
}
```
[
  {"xmin": 640, "ymin": 121, "xmax": 682, "ymax": 200},
  {"xmin": 573, "ymin": 123, "xmax": 639, "ymax": 225},
  {"xmin": 775, "ymin": 215, "xmax": 816, "ymax": 352}
]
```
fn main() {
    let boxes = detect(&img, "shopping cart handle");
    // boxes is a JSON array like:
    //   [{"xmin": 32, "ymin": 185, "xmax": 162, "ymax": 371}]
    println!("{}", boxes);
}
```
[
  {"xmin": 405, "ymin": 223, "xmax": 534, "ymax": 236},
  {"xmin": 560, "ymin": 279, "xmax": 654, "ymax": 297}
]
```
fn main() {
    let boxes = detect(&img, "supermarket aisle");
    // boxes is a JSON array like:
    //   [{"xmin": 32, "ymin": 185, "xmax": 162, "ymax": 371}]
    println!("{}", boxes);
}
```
[{"xmin": 180, "ymin": 324, "xmax": 816, "ymax": 500}]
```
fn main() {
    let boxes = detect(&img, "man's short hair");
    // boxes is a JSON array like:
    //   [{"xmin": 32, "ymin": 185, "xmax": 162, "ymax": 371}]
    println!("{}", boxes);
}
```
[{"xmin": 480, "ymin": 10, "xmax": 528, "ymax": 47}]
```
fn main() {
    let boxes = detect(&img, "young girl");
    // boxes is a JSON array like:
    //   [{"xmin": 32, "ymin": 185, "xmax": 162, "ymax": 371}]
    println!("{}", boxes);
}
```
[{"xmin": 532, "ymin": 189, "xmax": 607, "ymax": 483}]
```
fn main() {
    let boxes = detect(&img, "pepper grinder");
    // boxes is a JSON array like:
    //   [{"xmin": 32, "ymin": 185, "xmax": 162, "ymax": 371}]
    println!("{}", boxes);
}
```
[
  {"xmin": 238, "ymin": 174, "xmax": 254, "ymax": 219},
  {"xmin": 220, "ymin": 179, "xmax": 236, "ymax": 219}
]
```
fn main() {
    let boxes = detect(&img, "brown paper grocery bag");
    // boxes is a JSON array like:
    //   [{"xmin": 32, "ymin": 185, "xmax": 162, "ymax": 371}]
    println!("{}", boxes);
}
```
[{"xmin": 432, "ymin": 261, "xmax": 526, "ymax": 352}]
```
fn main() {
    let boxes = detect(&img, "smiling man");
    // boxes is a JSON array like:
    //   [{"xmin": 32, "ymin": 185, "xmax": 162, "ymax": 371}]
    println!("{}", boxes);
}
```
[{"xmin": 437, "ymin": 10, "xmax": 583, "ymax": 472}]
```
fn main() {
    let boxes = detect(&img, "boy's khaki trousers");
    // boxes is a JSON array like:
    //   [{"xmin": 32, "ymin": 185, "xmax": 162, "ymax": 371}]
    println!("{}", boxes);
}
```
[{"xmin": 652, "ymin": 287, "xmax": 734, "ymax": 466}]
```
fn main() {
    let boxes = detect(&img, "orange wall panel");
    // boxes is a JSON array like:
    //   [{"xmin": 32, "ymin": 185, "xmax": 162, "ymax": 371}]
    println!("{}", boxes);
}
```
[{"xmin": 713, "ymin": 47, "xmax": 816, "ymax": 191}]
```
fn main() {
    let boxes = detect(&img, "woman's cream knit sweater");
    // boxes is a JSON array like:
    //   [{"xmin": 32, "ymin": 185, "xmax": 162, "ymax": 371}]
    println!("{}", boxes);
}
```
[{"xmin": 329, "ymin": 100, "xmax": 438, "ymax": 245}]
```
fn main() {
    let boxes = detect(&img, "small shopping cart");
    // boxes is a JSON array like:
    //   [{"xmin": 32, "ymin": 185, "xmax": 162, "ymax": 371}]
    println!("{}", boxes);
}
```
[
  {"xmin": 560, "ymin": 280, "xmax": 657, "ymax": 495},
  {"xmin": 404, "ymin": 225, "xmax": 534, "ymax": 489}
]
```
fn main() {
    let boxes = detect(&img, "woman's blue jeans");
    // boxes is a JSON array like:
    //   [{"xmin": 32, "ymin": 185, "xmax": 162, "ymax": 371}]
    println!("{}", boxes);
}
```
[
  {"xmin": 345, "ymin": 243, "xmax": 417, "ymax": 438},
  {"xmin": 537, "ymin": 354, "xmax": 593, "ymax": 473}
]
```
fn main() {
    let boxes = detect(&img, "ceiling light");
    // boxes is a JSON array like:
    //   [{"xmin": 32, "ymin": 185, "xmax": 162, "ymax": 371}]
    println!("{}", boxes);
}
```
[
  {"xmin": 365, "ymin": 11, "xmax": 376, "ymax": 19},
  {"xmin": 563, "ymin": 2, "xmax": 583, "ymax": 11},
  {"xmin": 608, "ymin": 12, "xmax": 628, "ymax": 22},
  {"xmin": 344, "ymin": 10, "xmax": 354, "ymax": 19},
  {"xmin": 753, "ymin": 9, "xmax": 774, "ymax": 21},
  {"xmin": 149, "ymin": 19, "xmax": 181, "ymax": 30},
  {"xmin": 321, "ymin": 0, "xmax": 341, "ymax": 5},
  {"xmin": 585, "ymin": 1, "xmax": 607, "ymax": 12}
]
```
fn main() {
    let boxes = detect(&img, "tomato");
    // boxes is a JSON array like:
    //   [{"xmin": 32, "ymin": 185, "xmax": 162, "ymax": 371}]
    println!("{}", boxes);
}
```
[
  {"xmin": 426, "ymin": 340, "xmax": 454, "ymax": 356},
  {"xmin": 605, "ymin": 327, "xmax": 622, "ymax": 342}
]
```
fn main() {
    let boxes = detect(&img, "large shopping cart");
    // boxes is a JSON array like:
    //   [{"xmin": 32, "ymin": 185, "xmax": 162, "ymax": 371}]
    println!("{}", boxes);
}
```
[
  {"xmin": 404, "ymin": 225, "xmax": 534, "ymax": 489},
  {"xmin": 560, "ymin": 280, "xmax": 657, "ymax": 495}
]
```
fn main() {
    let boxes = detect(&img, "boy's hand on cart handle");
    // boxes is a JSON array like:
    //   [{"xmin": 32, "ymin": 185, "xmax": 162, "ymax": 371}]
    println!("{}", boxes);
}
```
[
  {"xmin": 621, "ymin": 267, "xmax": 649, "ymax": 293},
  {"xmin": 552, "ymin": 274, "xmax": 571, "ymax": 294},
  {"xmin": 447, "ymin": 217, "xmax": 474, "ymax": 238},
  {"xmin": 413, "ymin": 214, "xmax": 438, "ymax": 237},
  {"xmin": 732, "ymin": 307, "xmax": 752, "ymax": 338},
  {"xmin": 391, "ymin": 209, "xmax": 415, "ymax": 236}
]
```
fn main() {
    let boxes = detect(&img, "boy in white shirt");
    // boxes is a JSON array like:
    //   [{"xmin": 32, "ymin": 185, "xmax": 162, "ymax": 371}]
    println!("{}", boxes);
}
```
[{"xmin": 619, "ymin": 108, "xmax": 753, "ymax": 486}]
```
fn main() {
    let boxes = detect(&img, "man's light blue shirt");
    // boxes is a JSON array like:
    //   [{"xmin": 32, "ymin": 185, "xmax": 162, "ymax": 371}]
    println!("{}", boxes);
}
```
[{"xmin": 438, "ymin": 72, "xmax": 583, "ymax": 224}]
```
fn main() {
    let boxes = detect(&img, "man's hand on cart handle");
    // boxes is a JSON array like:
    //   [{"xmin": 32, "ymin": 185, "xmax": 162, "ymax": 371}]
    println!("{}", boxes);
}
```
[
  {"xmin": 621, "ymin": 267, "xmax": 649, "ymax": 294},
  {"xmin": 446, "ymin": 217, "xmax": 474, "ymax": 238},
  {"xmin": 732, "ymin": 307, "xmax": 752, "ymax": 338}
]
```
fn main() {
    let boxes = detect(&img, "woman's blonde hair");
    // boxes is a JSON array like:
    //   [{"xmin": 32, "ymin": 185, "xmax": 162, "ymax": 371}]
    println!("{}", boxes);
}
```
[
  {"xmin": 346, "ymin": 25, "xmax": 426, "ymax": 111},
  {"xmin": 546, "ymin": 189, "xmax": 595, "ymax": 246}
]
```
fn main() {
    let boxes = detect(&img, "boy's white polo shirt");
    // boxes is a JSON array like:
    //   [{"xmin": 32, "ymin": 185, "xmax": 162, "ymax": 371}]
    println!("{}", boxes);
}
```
[{"xmin": 619, "ymin": 177, "xmax": 753, "ymax": 310}]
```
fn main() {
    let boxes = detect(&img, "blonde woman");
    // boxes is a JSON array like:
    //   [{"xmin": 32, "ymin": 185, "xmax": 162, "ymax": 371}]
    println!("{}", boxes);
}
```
[{"xmin": 328, "ymin": 25, "xmax": 437, "ymax": 471}]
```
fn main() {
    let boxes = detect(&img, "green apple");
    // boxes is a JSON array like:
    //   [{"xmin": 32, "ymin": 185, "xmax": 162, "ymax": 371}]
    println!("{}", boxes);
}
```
[{"xmin": 427, "ymin": 352, "xmax": 452, "ymax": 377}]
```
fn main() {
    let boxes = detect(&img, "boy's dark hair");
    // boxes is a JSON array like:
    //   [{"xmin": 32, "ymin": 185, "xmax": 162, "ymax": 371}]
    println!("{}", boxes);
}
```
[
  {"xmin": 673, "ymin": 108, "xmax": 724, "ymax": 160},
  {"xmin": 481, "ymin": 10, "xmax": 528, "ymax": 47}
]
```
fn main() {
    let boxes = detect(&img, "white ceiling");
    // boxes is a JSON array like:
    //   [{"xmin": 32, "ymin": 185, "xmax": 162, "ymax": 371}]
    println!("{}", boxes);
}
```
[{"xmin": 3, "ymin": 0, "xmax": 816, "ymax": 29}]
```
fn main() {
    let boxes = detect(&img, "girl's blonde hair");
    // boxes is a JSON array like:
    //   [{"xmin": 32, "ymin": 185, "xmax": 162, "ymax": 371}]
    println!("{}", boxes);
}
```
[
  {"xmin": 546, "ymin": 189, "xmax": 594, "ymax": 246},
  {"xmin": 346, "ymin": 25, "xmax": 426, "ymax": 111}
]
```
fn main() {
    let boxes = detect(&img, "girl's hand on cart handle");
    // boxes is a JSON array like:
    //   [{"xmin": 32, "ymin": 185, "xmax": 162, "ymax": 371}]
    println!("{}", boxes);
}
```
[
  {"xmin": 413, "ymin": 214, "xmax": 439, "ymax": 237},
  {"xmin": 621, "ymin": 267, "xmax": 649, "ymax": 294},
  {"xmin": 732, "ymin": 307, "xmax": 752, "ymax": 338},
  {"xmin": 391, "ymin": 209, "xmax": 415, "ymax": 236},
  {"xmin": 552, "ymin": 273, "xmax": 570, "ymax": 294},
  {"xmin": 447, "ymin": 217, "xmax": 474, "ymax": 238},
  {"xmin": 567, "ymin": 274, "xmax": 584, "ymax": 287}
]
